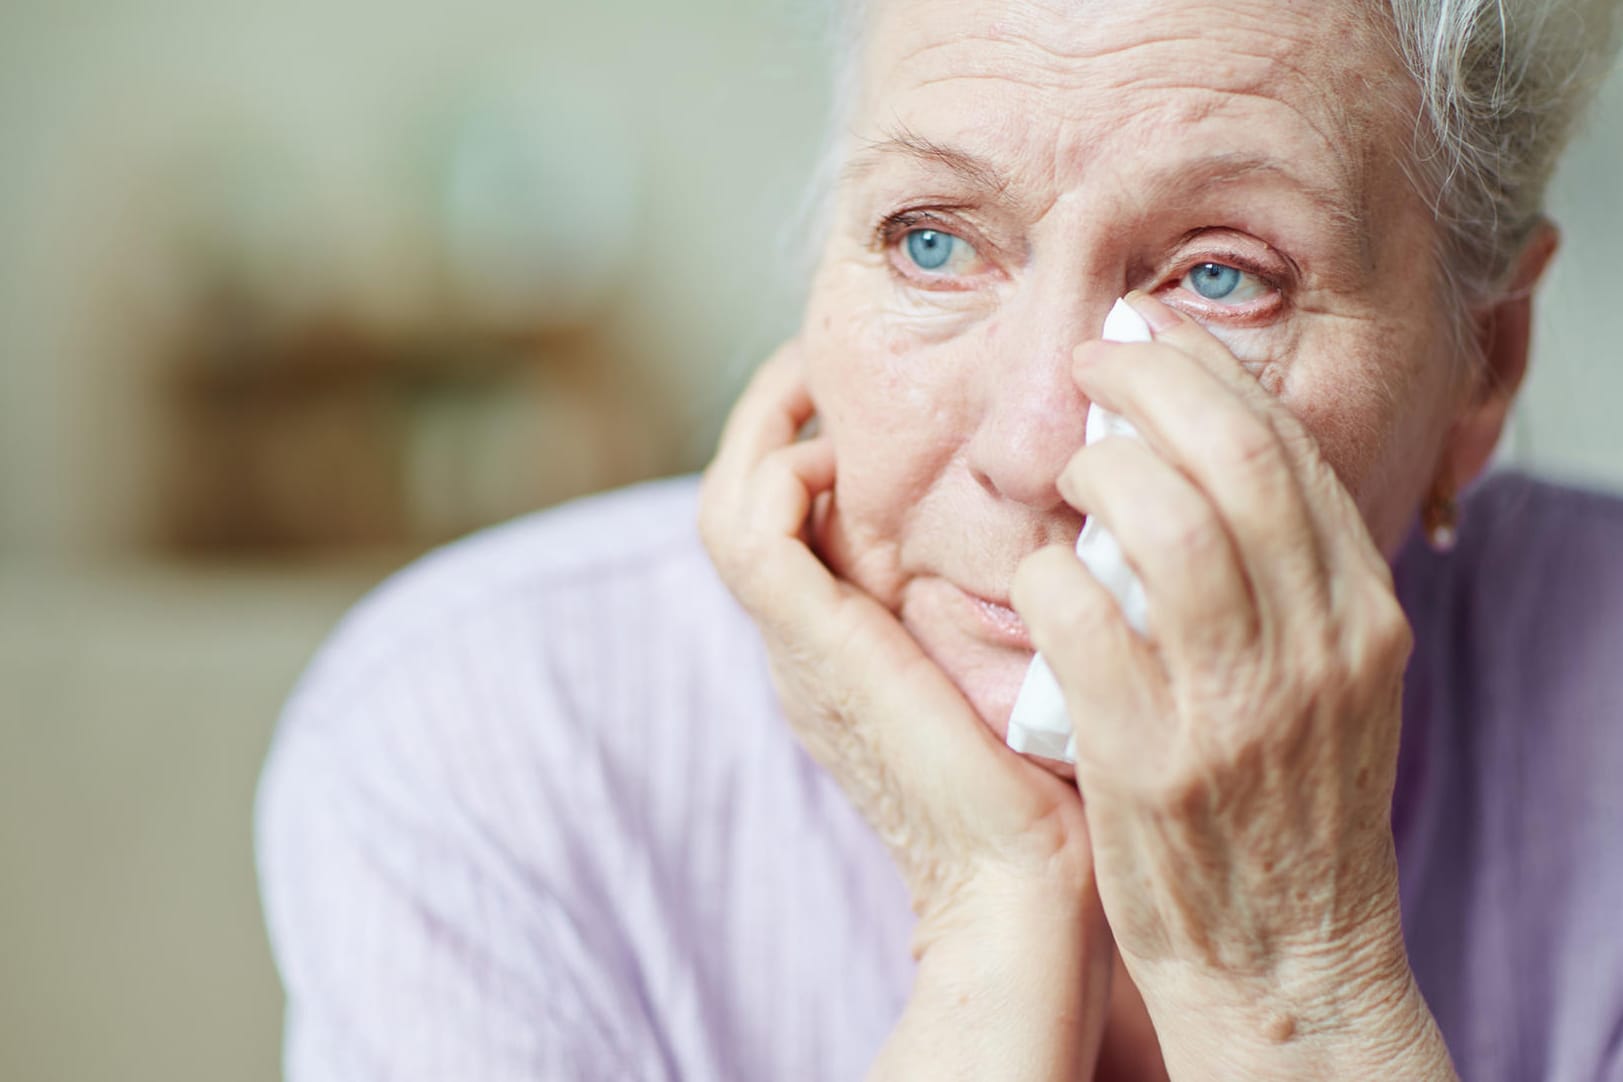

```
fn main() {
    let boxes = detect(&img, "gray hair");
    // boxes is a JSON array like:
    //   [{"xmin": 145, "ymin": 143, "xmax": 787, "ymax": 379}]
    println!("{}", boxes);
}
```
[
  {"xmin": 814, "ymin": 0, "xmax": 1621, "ymax": 331},
  {"xmin": 1391, "ymin": 0, "xmax": 1621, "ymax": 312}
]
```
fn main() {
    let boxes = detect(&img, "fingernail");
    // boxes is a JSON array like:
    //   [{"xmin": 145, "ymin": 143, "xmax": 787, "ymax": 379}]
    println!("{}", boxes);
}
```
[{"xmin": 1123, "ymin": 290, "xmax": 1184, "ymax": 335}]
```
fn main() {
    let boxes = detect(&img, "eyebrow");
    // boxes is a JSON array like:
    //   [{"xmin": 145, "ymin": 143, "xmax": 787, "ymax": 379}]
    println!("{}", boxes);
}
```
[
  {"xmin": 1138, "ymin": 151, "xmax": 1365, "ymax": 239},
  {"xmin": 841, "ymin": 125, "xmax": 1368, "ymax": 258},
  {"xmin": 841, "ymin": 124, "xmax": 1013, "ymax": 196}
]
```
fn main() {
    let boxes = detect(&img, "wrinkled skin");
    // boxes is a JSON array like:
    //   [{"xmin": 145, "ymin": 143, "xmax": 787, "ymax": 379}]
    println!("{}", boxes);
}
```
[
  {"xmin": 805, "ymin": 0, "xmax": 1459, "ymax": 734},
  {"xmin": 701, "ymin": 0, "xmax": 1547, "ymax": 1076}
]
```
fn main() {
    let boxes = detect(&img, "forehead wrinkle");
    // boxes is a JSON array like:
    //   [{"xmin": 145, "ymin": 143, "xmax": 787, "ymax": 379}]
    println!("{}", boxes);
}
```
[
  {"xmin": 877, "ymin": 3, "xmax": 1373, "ymax": 106},
  {"xmin": 863, "ymin": 3, "xmax": 1399, "ymax": 195},
  {"xmin": 864, "ymin": 61, "xmax": 1384, "ymax": 239},
  {"xmin": 852, "ymin": 5, "xmax": 1409, "ymax": 278}
]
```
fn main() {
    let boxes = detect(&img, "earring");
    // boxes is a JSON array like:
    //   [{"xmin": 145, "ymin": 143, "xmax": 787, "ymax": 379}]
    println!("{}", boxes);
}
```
[{"xmin": 1422, "ymin": 489, "xmax": 1459, "ymax": 553}]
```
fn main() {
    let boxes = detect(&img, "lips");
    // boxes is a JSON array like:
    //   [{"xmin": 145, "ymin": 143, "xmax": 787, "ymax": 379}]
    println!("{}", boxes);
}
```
[{"xmin": 962, "ymin": 590, "xmax": 1033, "ymax": 650}]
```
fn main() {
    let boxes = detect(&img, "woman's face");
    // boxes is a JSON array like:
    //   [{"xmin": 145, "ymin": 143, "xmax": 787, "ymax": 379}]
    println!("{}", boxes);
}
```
[{"xmin": 800, "ymin": 0, "xmax": 1478, "ymax": 734}]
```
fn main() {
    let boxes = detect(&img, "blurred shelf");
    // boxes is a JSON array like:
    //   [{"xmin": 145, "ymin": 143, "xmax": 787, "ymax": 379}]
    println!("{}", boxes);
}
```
[{"xmin": 156, "ymin": 317, "xmax": 650, "ymax": 558}]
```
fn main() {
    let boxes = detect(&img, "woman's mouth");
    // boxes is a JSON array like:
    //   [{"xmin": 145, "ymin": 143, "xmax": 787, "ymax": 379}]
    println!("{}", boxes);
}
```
[{"xmin": 961, "ymin": 590, "xmax": 1034, "ymax": 650}]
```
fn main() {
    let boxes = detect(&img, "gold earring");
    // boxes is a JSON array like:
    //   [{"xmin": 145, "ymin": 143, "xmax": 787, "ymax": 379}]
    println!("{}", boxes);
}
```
[{"xmin": 1422, "ymin": 489, "xmax": 1459, "ymax": 553}]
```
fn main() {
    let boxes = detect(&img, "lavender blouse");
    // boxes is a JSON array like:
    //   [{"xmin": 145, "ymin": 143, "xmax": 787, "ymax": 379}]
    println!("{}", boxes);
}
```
[{"xmin": 257, "ymin": 471, "xmax": 1623, "ymax": 1080}]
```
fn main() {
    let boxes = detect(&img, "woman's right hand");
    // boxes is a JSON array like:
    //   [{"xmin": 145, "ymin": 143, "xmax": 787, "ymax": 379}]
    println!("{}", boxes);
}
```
[{"xmin": 699, "ymin": 343, "xmax": 1117, "ymax": 1079}]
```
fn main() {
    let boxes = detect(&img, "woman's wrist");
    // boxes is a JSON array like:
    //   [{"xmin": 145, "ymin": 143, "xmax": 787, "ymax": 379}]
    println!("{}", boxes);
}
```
[
  {"xmin": 870, "ymin": 869, "xmax": 1112, "ymax": 1082},
  {"xmin": 1133, "ymin": 924, "xmax": 1456, "ymax": 1081}
]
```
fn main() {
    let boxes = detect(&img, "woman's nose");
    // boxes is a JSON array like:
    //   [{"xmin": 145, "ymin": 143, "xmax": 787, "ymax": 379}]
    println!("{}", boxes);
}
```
[{"xmin": 964, "ymin": 304, "xmax": 1103, "ymax": 511}]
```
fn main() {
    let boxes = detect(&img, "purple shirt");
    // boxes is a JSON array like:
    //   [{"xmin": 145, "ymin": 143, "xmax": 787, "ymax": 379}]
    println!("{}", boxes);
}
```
[{"xmin": 257, "ymin": 471, "xmax": 1623, "ymax": 1080}]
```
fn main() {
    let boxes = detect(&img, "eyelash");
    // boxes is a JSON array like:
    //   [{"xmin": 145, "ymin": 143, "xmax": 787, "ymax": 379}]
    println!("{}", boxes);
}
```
[
  {"xmin": 1167, "ymin": 250, "xmax": 1293, "ymax": 326},
  {"xmin": 873, "ymin": 208, "xmax": 954, "ymax": 249},
  {"xmin": 873, "ymin": 208, "xmax": 993, "ymax": 287},
  {"xmin": 1173, "ymin": 251, "xmax": 1282, "ymax": 295}
]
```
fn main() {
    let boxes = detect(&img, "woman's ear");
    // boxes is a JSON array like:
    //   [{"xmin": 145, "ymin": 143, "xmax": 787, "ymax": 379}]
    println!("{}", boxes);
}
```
[{"xmin": 1435, "ymin": 219, "xmax": 1560, "ymax": 495}]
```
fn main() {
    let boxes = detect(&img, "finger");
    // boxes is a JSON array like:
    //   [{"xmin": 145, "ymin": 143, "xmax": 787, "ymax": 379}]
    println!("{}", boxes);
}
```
[
  {"xmin": 711, "ymin": 345, "xmax": 816, "ymax": 483},
  {"xmin": 1012, "ymin": 544, "xmax": 1170, "ymax": 768},
  {"xmin": 702, "ymin": 368, "xmax": 1076, "ymax": 856},
  {"xmin": 724, "ymin": 490, "xmax": 843, "ymax": 639},
  {"xmin": 1121, "ymin": 292, "xmax": 1294, "ymax": 427},
  {"xmin": 766, "ymin": 544, "xmax": 1055, "ymax": 829},
  {"xmin": 1071, "ymin": 335, "xmax": 1330, "ymax": 627},
  {"xmin": 1058, "ymin": 437, "xmax": 1260, "ymax": 667},
  {"xmin": 701, "ymin": 344, "xmax": 819, "ymax": 560},
  {"xmin": 1119, "ymin": 291, "xmax": 1391, "ymax": 582},
  {"xmin": 748, "ymin": 436, "xmax": 836, "ymax": 540}
]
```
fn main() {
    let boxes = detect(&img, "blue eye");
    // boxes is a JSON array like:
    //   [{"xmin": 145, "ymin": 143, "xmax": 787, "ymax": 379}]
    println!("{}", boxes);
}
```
[
  {"xmin": 1184, "ymin": 262, "xmax": 1266, "ymax": 303},
  {"xmin": 905, "ymin": 228, "xmax": 963, "ymax": 272}
]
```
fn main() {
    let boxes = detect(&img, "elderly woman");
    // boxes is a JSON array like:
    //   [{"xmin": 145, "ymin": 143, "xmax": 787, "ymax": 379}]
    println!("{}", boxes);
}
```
[{"xmin": 258, "ymin": 0, "xmax": 1623, "ymax": 1078}]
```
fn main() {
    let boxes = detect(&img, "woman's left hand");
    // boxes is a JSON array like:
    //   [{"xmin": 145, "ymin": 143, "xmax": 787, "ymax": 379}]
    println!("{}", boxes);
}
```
[{"xmin": 1011, "ymin": 291, "xmax": 1456, "ymax": 1079}]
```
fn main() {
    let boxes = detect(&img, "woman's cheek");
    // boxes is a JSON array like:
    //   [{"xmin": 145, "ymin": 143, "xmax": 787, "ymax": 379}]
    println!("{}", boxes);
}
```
[
  {"xmin": 1273, "ymin": 318, "xmax": 1452, "ymax": 553},
  {"xmin": 810, "ymin": 272, "xmax": 984, "ymax": 420},
  {"xmin": 803, "ymin": 248, "xmax": 997, "ymax": 472},
  {"xmin": 820, "ymin": 313, "xmax": 967, "ymax": 476},
  {"xmin": 804, "ymin": 292, "xmax": 980, "ymax": 573},
  {"xmin": 872, "ymin": 283, "xmax": 1001, "ymax": 347}
]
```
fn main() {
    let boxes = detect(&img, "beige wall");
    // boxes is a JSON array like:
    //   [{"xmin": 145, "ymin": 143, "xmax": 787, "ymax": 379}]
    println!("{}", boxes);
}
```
[
  {"xmin": 1, "ymin": 4, "xmax": 1621, "ymax": 558},
  {"xmin": 0, "ymin": 563, "xmax": 371, "ymax": 1082},
  {"xmin": 0, "ymin": 4, "xmax": 831, "ymax": 1081},
  {"xmin": 1521, "ymin": 61, "xmax": 1623, "ymax": 486},
  {"xmin": 0, "ymin": 0, "xmax": 832, "ymax": 556}
]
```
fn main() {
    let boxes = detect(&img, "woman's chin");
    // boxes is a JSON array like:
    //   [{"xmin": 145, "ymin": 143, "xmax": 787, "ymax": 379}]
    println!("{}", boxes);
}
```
[
  {"xmin": 955, "ymin": 655, "xmax": 1079, "ymax": 782},
  {"xmin": 948, "ymin": 654, "xmax": 1022, "ymax": 734},
  {"xmin": 900, "ymin": 593, "xmax": 1081, "ymax": 783}
]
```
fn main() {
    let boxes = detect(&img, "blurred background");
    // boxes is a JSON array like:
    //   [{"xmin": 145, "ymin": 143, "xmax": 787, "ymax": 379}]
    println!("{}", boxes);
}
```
[{"xmin": 0, "ymin": 3, "xmax": 1617, "ymax": 1080}]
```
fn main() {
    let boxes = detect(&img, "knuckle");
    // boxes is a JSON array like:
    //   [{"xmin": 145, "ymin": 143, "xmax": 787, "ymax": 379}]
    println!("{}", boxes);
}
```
[
  {"xmin": 1049, "ymin": 588, "xmax": 1115, "ymax": 646},
  {"xmin": 1290, "ymin": 629, "xmax": 1341, "ymax": 695},
  {"xmin": 763, "ymin": 442, "xmax": 810, "ymax": 483},
  {"xmin": 1212, "ymin": 414, "xmax": 1285, "ymax": 477},
  {"xmin": 703, "ymin": 511, "xmax": 774, "ymax": 591},
  {"xmin": 1275, "ymin": 412, "xmax": 1320, "ymax": 460},
  {"xmin": 1149, "ymin": 750, "xmax": 1222, "ymax": 820},
  {"xmin": 753, "ymin": 450, "xmax": 789, "ymax": 490},
  {"xmin": 1360, "ymin": 590, "xmax": 1414, "ymax": 669},
  {"xmin": 1149, "ymin": 504, "xmax": 1226, "ymax": 561}
]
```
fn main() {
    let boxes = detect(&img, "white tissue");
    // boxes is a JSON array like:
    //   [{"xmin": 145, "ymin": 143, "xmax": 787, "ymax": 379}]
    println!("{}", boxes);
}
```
[{"xmin": 1004, "ymin": 298, "xmax": 1151, "ymax": 764}]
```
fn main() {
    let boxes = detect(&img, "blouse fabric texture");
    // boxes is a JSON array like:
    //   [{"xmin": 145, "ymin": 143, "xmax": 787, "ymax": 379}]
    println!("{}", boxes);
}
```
[{"xmin": 257, "ymin": 471, "xmax": 1623, "ymax": 1081}]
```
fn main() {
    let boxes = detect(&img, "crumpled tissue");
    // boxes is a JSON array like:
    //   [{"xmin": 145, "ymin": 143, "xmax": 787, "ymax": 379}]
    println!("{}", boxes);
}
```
[{"xmin": 1004, "ymin": 297, "xmax": 1151, "ymax": 764}]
